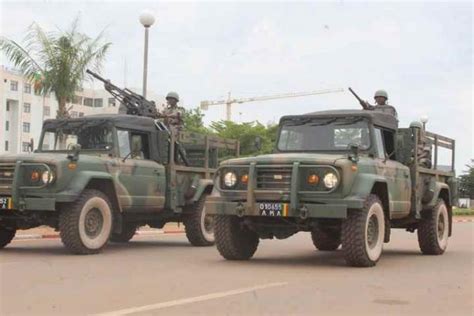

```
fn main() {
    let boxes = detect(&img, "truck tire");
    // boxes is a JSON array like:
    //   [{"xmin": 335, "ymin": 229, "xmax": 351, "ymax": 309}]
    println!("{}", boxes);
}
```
[
  {"xmin": 59, "ymin": 189, "xmax": 113, "ymax": 255},
  {"xmin": 110, "ymin": 223, "xmax": 136, "ymax": 243},
  {"xmin": 215, "ymin": 215, "xmax": 259, "ymax": 260},
  {"xmin": 184, "ymin": 195, "xmax": 215, "ymax": 246},
  {"xmin": 417, "ymin": 199, "xmax": 449, "ymax": 255},
  {"xmin": 0, "ymin": 226, "xmax": 16, "ymax": 249},
  {"xmin": 341, "ymin": 194, "xmax": 385, "ymax": 267},
  {"xmin": 311, "ymin": 226, "xmax": 340, "ymax": 251}
]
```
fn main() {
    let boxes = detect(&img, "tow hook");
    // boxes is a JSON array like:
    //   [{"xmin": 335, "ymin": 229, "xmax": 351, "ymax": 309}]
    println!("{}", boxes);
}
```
[
  {"xmin": 299, "ymin": 206, "xmax": 308, "ymax": 219},
  {"xmin": 236, "ymin": 203, "xmax": 245, "ymax": 217}
]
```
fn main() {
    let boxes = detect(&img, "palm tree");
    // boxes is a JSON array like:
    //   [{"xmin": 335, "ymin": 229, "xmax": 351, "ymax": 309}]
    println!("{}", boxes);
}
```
[{"xmin": 0, "ymin": 17, "xmax": 111, "ymax": 118}]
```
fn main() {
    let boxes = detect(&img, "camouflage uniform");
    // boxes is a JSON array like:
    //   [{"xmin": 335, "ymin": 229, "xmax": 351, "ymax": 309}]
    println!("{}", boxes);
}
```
[
  {"xmin": 162, "ymin": 105, "xmax": 184, "ymax": 133},
  {"xmin": 162, "ymin": 91, "xmax": 184, "ymax": 134},
  {"xmin": 365, "ymin": 90, "xmax": 398, "ymax": 118}
]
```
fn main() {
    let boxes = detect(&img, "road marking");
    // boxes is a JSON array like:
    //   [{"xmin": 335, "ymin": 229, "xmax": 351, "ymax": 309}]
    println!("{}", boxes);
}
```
[{"xmin": 94, "ymin": 282, "xmax": 288, "ymax": 316}]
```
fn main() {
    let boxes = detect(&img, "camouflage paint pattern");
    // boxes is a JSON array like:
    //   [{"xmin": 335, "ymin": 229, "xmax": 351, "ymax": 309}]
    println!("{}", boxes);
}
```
[{"xmin": 206, "ymin": 109, "xmax": 455, "ymax": 225}]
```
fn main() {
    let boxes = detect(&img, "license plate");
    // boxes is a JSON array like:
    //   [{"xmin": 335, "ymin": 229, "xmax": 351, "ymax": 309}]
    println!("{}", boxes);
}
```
[
  {"xmin": 258, "ymin": 203, "xmax": 289, "ymax": 217},
  {"xmin": 0, "ymin": 197, "xmax": 13, "ymax": 210}
]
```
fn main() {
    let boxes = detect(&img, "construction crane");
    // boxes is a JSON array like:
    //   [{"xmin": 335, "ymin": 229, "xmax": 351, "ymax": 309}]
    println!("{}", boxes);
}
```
[{"xmin": 200, "ymin": 88, "xmax": 344, "ymax": 121}]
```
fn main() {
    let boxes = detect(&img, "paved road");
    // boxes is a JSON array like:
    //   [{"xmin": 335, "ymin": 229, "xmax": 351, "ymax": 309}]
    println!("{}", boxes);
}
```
[{"xmin": 1, "ymin": 223, "xmax": 472, "ymax": 316}]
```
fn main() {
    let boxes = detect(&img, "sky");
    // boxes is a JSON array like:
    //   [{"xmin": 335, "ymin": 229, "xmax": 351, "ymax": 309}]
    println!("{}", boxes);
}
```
[{"xmin": 0, "ymin": 0, "xmax": 472, "ymax": 173}]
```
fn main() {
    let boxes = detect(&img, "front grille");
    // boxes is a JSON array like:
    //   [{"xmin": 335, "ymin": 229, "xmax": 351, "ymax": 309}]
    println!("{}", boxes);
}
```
[
  {"xmin": 256, "ymin": 167, "xmax": 292, "ymax": 191},
  {"xmin": 0, "ymin": 163, "xmax": 15, "ymax": 195}
]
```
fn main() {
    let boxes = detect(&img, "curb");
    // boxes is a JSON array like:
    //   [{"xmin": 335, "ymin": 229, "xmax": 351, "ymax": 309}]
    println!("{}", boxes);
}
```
[
  {"xmin": 13, "ymin": 229, "xmax": 184, "ymax": 241},
  {"xmin": 454, "ymin": 218, "xmax": 474, "ymax": 223}
]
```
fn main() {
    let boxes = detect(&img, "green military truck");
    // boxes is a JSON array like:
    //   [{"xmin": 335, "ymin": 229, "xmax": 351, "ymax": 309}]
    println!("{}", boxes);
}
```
[
  {"xmin": 0, "ymin": 114, "xmax": 239, "ymax": 254},
  {"xmin": 207, "ymin": 109, "xmax": 456, "ymax": 267},
  {"xmin": 0, "ymin": 69, "xmax": 240, "ymax": 255}
]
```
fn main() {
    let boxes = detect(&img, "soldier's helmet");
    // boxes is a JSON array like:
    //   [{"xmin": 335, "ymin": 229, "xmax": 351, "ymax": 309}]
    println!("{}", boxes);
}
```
[
  {"xmin": 374, "ymin": 90, "xmax": 388, "ymax": 99},
  {"xmin": 166, "ymin": 91, "xmax": 180, "ymax": 102}
]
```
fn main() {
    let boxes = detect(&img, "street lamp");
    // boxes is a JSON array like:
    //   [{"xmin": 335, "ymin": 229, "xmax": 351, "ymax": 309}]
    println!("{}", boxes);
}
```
[
  {"xmin": 420, "ymin": 115, "xmax": 429, "ymax": 130},
  {"xmin": 139, "ymin": 10, "xmax": 155, "ymax": 98}
]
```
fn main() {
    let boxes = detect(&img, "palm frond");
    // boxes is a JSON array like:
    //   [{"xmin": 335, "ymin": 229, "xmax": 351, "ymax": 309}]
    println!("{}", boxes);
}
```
[{"xmin": 0, "ymin": 36, "xmax": 43, "ymax": 79}]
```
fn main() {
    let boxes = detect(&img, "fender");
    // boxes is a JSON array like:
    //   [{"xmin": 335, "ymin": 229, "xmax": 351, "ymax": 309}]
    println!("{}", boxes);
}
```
[
  {"xmin": 426, "ymin": 182, "xmax": 450, "ymax": 208},
  {"xmin": 348, "ymin": 173, "xmax": 391, "ymax": 213},
  {"xmin": 58, "ymin": 171, "xmax": 122, "ymax": 212},
  {"xmin": 191, "ymin": 179, "xmax": 214, "ymax": 202}
]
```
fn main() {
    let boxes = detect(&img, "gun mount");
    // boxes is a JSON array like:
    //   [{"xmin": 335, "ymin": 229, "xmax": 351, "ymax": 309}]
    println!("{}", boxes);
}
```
[{"xmin": 86, "ymin": 69, "xmax": 159, "ymax": 118}]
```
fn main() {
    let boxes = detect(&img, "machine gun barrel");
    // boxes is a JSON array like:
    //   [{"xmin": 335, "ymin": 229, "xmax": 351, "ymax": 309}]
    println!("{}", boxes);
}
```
[{"xmin": 348, "ymin": 87, "xmax": 370, "ymax": 110}]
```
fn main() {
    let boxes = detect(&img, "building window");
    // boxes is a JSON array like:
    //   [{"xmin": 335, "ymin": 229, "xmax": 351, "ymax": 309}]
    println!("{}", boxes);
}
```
[
  {"xmin": 70, "ymin": 111, "xmax": 78, "ymax": 118},
  {"xmin": 4, "ymin": 141, "xmax": 8, "ymax": 151},
  {"xmin": 6, "ymin": 101, "xmax": 10, "ymax": 111},
  {"xmin": 94, "ymin": 98, "xmax": 103, "ymax": 108},
  {"xmin": 84, "ymin": 98, "xmax": 93, "ymax": 107},
  {"xmin": 79, "ymin": 112, "xmax": 84, "ymax": 117},
  {"xmin": 23, "ymin": 122, "xmax": 30, "ymax": 133},
  {"xmin": 5, "ymin": 121, "xmax": 9, "ymax": 131},
  {"xmin": 22, "ymin": 142, "xmax": 30, "ymax": 152},
  {"xmin": 24, "ymin": 83, "xmax": 32, "ymax": 94},
  {"xmin": 24, "ymin": 103, "xmax": 31, "ymax": 113},
  {"xmin": 72, "ymin": 95, "xmax": 83, "ymax": 105},
  {"xmin": 10, "ymin": 81, "xmax": 18, "ymax": 91},
  {"xmin": 108, "ymin": 98, "xmax": 116, "ymax": 107},
  {"xmin": 43, "ymin": 106, "xmax": 50, "ymax": 116}
]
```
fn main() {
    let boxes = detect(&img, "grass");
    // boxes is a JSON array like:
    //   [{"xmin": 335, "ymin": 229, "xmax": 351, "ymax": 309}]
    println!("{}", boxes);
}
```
[{"xmin": 453, "ymin": 207, "xmax": 474, "ymax": 216}]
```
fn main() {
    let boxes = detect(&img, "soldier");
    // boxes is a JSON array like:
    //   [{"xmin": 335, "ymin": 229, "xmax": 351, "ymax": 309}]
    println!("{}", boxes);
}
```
[
  {"xmin": 161, "ymin": 91, "xmax": 184, "ymax": 133},
  {"xmin": 368, "ymin": 90, "xmax": 398, "ymax": 118}
]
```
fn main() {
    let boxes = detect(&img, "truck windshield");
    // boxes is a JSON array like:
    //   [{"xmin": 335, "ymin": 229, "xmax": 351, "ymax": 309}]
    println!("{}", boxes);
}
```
[
  {"xmin": 277, "ymin": 117, "xmax": 371, "ymax": 152},
  {"xmin": 40, "ymin": 121, "xmax": 113, "ymax": 151}
]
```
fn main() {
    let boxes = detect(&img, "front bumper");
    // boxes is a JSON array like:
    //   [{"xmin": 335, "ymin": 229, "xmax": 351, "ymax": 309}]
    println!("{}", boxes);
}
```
[
  {"xmin": 206, "ymin": 196, "xmax": 350, "ymax": 219},
  {"xmin": 207, "ymin": 161, "xmax": 364, "ymax": 219}
]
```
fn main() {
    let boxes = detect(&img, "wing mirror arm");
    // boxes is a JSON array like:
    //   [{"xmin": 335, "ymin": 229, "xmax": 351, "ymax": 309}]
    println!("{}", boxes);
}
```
[{"xmin": 348, "ymin": 143, "xmax": 360, "ymax": 162}]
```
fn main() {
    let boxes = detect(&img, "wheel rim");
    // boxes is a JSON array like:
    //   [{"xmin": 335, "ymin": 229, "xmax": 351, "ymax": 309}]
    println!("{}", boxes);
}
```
[
  {"xmin": 365, "ymin": 202, "xmax": 385, "ymax": 262},
  {"xmin": 436, "ymin": 204, "xmax": 449, "ymax": 250},
  {"xmin": 200, "ymin": 205, "xmax": 215, "ymax": 242},
  {"xmin": 84, "ymin": 208, "xmax": 104, "ymax": 238},
  {"xmin": 78, "ymin": 197, "xmax": 112, "ymax": 250},
  {"xmin": 367, "ymin": 214, "xmax": 379, "ymax": 249}
]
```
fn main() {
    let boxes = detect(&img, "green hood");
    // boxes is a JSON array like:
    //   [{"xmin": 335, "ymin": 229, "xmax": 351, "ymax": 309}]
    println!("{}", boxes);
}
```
[
  {"xmin": 0, "ymin": 152, "xmax": 110, "ymax": 166},
  {"xmin": 222, "ymin": 153, "xmax": 349, "ymax": 166}
]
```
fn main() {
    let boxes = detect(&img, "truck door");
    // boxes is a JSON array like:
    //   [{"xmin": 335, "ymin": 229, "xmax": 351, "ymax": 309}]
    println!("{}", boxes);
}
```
[
  {"xmin": 116, "ymin": 129, "xmax": 166, "ymax": 212},
  {"xmin": 374, "ymin": 128, "xmax": 411, "ymax": 217}
]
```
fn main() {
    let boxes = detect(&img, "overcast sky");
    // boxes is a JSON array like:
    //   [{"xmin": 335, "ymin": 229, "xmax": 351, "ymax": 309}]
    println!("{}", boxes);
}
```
[{"xmin": 1, "ymin": 0, "xmax": 472, "ymax": 173}]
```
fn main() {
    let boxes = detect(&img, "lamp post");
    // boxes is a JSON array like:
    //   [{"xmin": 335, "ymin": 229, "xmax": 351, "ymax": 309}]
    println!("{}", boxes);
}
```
[
  {"xmin": 420, "ymin": 115, "xmax": 429, "ymax": 130},
  {"xmin": 139, "ymin": 10, "xmax": 155, "ymax": 98}
]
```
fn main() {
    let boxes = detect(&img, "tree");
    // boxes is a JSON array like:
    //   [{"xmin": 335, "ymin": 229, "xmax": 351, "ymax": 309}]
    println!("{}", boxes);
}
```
[
  {"xmin": 183, "ymin": 108, "xmax": 210, "ymax": 134},
  {"xmin": 210, "ymin": 120, "xmax": 277, "ymax": 156},
  {"xmin": 0, "ymin": 18, "xmax": 111, "ymax": 118},
  {"xmin": 458, "ymin": 160, "xmax": 474, "ymax": 199}
]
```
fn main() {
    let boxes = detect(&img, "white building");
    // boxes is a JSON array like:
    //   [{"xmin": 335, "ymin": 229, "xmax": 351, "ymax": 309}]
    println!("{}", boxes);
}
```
[{"xmin": 0, "ymin": 65, "xmax": 165, "ymax": 154}]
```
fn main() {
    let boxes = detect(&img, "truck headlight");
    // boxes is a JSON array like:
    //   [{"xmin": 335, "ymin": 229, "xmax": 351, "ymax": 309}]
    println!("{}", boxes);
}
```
[
  {"xmin": 323, "ymin": 172, "xmax": 338, "ymax": 189},
  {"xmin": 223, "ymin": 171, "xmax": 237, "ymax": 188},
  {"xmin": 41, "ymin": 170, "xmax": 55, "ymax": 184}
]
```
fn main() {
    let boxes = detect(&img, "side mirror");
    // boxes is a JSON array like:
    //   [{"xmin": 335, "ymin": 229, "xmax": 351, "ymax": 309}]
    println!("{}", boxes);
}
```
[
  {"xmin": 348, "ymin": 143, "xmax": 359, "ymax": 162},
  {"xmin": 28, "ymin": 138, "xmax": 34, "ymax": 153},
  {"xmin": 67, "ymin": 144, "xmax": 82, "ymax": 162},
  {"xmin": 254, "ymin": 136, "xmax": 262, "ymax": 151}
]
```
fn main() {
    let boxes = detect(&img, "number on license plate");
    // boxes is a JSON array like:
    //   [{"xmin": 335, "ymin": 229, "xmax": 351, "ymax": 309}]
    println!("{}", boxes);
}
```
[
  {"xmin": 259, "ymin": 203, "xmax": 289, "ymax": 217},
  {"xmin": 0, "ymin": 197, "xmax": 12, "ymax": 210}
]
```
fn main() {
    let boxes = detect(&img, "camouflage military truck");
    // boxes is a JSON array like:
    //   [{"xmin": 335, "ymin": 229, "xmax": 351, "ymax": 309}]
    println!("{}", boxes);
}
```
[
  {"xmin": 207, "ymin": 109, "xmax": 456, "ymax": 267},
  {"xmin": 0, "ymin": 114, "xmax": 239, "ymax": 254}
]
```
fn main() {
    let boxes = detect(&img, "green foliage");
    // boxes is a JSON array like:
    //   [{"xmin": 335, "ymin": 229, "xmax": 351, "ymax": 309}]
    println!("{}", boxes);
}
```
[
  {"xmin": 183, "ymin": 107, "xmax": 279, "ymax": 156},
  {"xmin": 458, "ymin": 160, "xmax": 474, "ymax": 199},
  {"xmin": 210, "ymin": 120, "xmax": 278, "ymax": 156},
  {"xmin": 0, "ymin": 17, "xmax": 111, "ymax": 118},
  {"xmin": 183, "ymin": 108, "xmax": 210, "ymax": 134}
]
